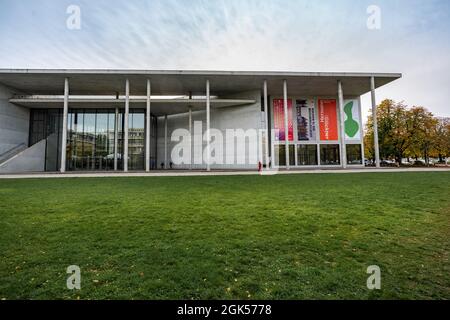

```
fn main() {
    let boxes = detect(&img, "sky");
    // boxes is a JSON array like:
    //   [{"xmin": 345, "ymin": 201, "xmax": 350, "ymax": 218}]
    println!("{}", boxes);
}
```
[{"xmin": 0, "ymin": 0, "xmax": 449, "ymax": 122}]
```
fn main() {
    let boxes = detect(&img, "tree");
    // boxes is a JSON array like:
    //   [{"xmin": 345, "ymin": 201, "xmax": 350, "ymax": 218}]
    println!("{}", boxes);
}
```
[
  {"xmin": 364, "ymin": 99, "xmax": 396, "ymax": 162},
  {"xmin": 432, "ymin": 118, "xmax": 450, "ymax": 162},
  {"xmin": 365, "ymin": 99, "xmax": 413, "ymax": 164},
  {"xmin": 363, "ymin": 114, "xmax": 375, "ymax": 162},
  {"xmin": 388, "ymin": 101, "xmax": 413, "ymax": 164},
  {"xmin": 407, "ymin": 107, "xmax": 437, "ymax": 165},
  {"xmin": 363, "ymin": 100, "xmax": 448, "ymax": 166}
]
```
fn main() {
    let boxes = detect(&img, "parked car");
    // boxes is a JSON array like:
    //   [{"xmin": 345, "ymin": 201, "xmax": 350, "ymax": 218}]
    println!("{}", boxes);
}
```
[
  {"xmin": 105, "ymin": 153, "xmax": 122, "ymax": 160},
  {"xmin": 380, "ymin": 159, "xmax": 396, "ymax": 166},
  {"xmin": 412, "ymin": 159, "xmax": 426, "ymax": 166}
]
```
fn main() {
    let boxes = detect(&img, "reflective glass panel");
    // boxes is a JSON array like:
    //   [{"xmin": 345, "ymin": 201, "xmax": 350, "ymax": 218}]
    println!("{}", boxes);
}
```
[
  {"xmin": 297, "ymin": 145, "xmax": 318, "ymax": 166},
  {"xmin": 128, "ymin": 110, "xmax": 145, "ymax": 170},
  {"xmin": 346, "ymin": 144, "xmax": 362, "ymax": 165},
  {"xmin": 320, "ymin": 144, "xmax": 340, "ymax": 165}
]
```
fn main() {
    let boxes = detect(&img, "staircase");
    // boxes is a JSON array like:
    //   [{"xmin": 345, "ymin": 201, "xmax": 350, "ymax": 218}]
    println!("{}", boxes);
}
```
[
  {"xmin": 0, "ymin": 143, "xmax": 27, "ymax": 164},
  {"xmin": 0, "ymin": 140, "xmax": 46, "ymax": 173}
]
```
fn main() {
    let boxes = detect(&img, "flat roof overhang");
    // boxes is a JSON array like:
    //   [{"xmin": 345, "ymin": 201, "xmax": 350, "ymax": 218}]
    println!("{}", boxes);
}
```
[
  {"xmin": 8, "ymin": 97, "xmax": 255, "ymax": 116},
  {"xmin": 0, "ymin": 69, "xmax": 402, "ymax": 97}
]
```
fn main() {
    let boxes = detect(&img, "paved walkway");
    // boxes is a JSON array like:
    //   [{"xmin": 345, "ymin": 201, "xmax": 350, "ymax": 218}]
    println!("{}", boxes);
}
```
[{"xmin": 0, "ymin": 167, "xmax": 448, "ymax": 179}]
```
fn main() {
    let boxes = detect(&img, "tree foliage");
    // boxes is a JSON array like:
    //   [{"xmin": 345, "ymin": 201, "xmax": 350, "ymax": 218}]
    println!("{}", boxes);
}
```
[{"xmin": 364, "ymin": 99, "xmax": 450, "ymax": 165}]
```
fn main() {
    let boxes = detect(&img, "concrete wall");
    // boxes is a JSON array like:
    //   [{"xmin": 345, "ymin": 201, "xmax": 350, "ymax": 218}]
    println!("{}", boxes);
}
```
[
  {"xmin": 0, "ymin": 139, "xmax": 46, "ymax": 173},
  {"xmin": 0, "ymin": 83, "xmax": 29, "ymax": 156},
  {"xmin": 157, "ymin": 90, "xmax": 262, "ymax": 169}
]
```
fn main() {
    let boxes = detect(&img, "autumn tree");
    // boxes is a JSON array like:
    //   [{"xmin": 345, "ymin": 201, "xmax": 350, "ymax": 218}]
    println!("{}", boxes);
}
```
[
  {"xmin": 406, "ymin": 107, "xmax": 437, "ymax": 165},
  {"xmin": 365, "ymin": 99, "xmax": 413, "ymax": 164},
  {"xmin": 364, "ymin": 100, "xmax": 448, "ymax": 165},
  {"xmin": 363, "ymin": 116, "xmax": 375, "ymax": 162},
  {"xmin": 432, "ymin": 118, "xmax": 450, "ymax": 162}
]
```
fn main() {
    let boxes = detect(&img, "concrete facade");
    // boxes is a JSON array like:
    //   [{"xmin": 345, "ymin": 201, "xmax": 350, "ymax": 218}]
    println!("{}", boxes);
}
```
[
  {"xmin": 0, "ymin": 83, "xmax": 29, "ymax": 156},
  {"xmin": 157, "ymin": 90, "xmax": 262, "ymax": 170},
  {"xmin": 0, "ymin": 69, "xmax": 401, "ymax": 173}
]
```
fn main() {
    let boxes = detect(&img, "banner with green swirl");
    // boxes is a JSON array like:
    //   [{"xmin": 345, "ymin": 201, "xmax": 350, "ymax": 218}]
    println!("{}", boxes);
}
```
[{"xmin": 343, "ymin": 99, "xmax": 361, "ymax": 140}]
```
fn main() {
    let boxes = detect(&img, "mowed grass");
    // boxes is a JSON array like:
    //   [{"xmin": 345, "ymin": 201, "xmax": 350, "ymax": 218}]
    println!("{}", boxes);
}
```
[{"xmin": 0, "ymin": 172, "xmax": 449, "ymax": 300}]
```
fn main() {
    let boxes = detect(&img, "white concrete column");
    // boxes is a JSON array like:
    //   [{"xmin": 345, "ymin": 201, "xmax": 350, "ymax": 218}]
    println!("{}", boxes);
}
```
[
  {"xmin": 338, "ymin": 80, "xmax": 347, "ymax": 168},
  {"xmin": 164, "ymin": 115, "xmax": 168, "ymax": 169},
  {"xmin": 263, "ymin": 80, "xmax": 270, "ymax": 169},
  {"xmin": 145, "ymin": 79, "xmax": 151, "ymax": 172},
  {"xmin": 60, "ymin": 77, "xmax": 69, "ymax": 173},
  {"xmin": 283, "ymin": 79, "xmax": 289, "ymax": 169},
  {"xmin": 189, "ymin": 106, "xmax": 192, "ymax": 170},
  {"xmin": 371, "ymin": 76, "xmax": 381, "ymax": 168},
  {"xmin": 114, "ymin": 107, "xmax": 118, "ymax": 171},
  {"xmin": 206, "ymin": 79, "xmax": 211, "ymax": 171},
  {"xmin": 124, "ymin": 79, "xmax": 129, "ymax": 172}
]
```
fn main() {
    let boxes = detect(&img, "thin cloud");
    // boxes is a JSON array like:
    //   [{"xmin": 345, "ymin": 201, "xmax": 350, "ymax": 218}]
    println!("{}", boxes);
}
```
[{"xmin": 0, "ymin": 0, "xmax": 449, "ymax": 119}]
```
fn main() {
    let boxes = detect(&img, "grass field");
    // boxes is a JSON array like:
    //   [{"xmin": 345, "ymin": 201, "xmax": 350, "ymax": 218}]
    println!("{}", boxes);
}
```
[{"xmin": 0, "ymin": 172, "xmax": 449, "ymax": 300}]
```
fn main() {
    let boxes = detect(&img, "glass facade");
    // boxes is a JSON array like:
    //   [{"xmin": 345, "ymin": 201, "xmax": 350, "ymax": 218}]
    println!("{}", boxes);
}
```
[
  {"xmin": 274, "ymin": 144, "xmax": 285, "ymax": 166},
  {"xmin": 288, "ymin": 145, "xmax": 295, "ymax": 166},
  {"xmin": 271, "ymin": 96, "xmax": 363, "ymax": 168},
  {"xmin": 28, "ymin": 102, "xmax": 363, "ymax": 171},
  {"xmin": 149, "ymin": 116, "xmax": 157, "ymax": 170},
  {"xmin": 297, "ymin": 145, "xmax": 318, "ymax": 166},
  {"xmin": 346, "ymin": 144, "xmax": 363, "ymax": 165},
  {"xmin": 67, "ymin": 109, "xmax": 119, "ymax": 171},
  {"xmin": 320, "ymin": 144, "xmax": 340, "ymax": 165},
  {"xmin": 128, "ymin": 110, "xmax": 145, "ymax": 171},
  {"xmin": 29, "ymin": 109, "xmax": 49, "ymax": 145},
  {"xmin": 274, "ymin": 144, "xmax": 295, "ymax": 166},
  {"xmin": 29, "ymin": 109, "xmax": 63, "ymax": 171},
  {"xmin": 29, "ymin": 108, "xmax": 156, "ymax": 172}
]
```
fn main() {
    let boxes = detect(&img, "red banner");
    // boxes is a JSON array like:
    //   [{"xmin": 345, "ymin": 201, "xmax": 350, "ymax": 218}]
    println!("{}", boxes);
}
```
[
  {"xmin": 273, "ymin": 99, "xmax": 293, "ymax": 141},
  {"xmin": 318, "ymin": 99, "xmax": 338, "ymax": 141}
]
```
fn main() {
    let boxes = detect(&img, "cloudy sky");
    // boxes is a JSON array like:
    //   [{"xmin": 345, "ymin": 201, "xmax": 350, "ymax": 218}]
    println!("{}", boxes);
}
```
[{"xmin": 0, "ymin": 0, "xmax": 449, "ymax": 120}]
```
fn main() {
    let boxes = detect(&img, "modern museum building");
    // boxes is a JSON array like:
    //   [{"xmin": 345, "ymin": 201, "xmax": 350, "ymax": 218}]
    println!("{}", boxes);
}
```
[{"xmin": 0, "ymin": 69, "xmax": 401, "ymax": 173}]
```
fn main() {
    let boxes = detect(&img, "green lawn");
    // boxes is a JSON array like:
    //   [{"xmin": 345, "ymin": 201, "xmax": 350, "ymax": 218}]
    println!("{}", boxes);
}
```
[{"xmin": 0, "ymin": 172, "xmax": 449, "ymax": 300}]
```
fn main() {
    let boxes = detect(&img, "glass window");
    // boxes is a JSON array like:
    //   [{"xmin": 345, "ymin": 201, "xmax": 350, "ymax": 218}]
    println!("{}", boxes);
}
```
[
  {"xmin": 274, "ymin": 144, "xmax": 295, "ymax": 166},
  {"xmin": 75, "ymin": 111, "xmax": 85, "ymax": 170},
  {"xmin": 67, "ymin": 109, "xmax": 123, "ymax": 171},
  {"xmin": 95, "ymin": 111, "xmax": 109, "ymax": 170},
  {"xmin": 31, "ymin": 108, "xmax": 149, "ymax": 172},
  {"xmin": 68, "ymin": 110, "xmax": 84, "ymax": 170},
  {"xmin": 117, "ymin": 112, "xmax": 124, "ymax": 170},
  {"xmin": 83, "ymin": 111, "xmax": 96, "ymax": 170},
  {"xmin": 289, "ymin": 145, "xmax": 295, "ymax": 166},
  {"xmin": 29, "ymin": 109, "xmax": 47, "ymax": 145},
  {"xmin": 274, "ymin": 144, "xmax": 286, "ymax": 166},
  {"xmin": 150, "ymin": 115, "xmax": 157, "ymax": 170},
  {"xmin": 320, "ymin": 144, "xmax": 340, "ymax": 165},
  {"xmin": 297, "ymin": 145, "xmax": 318, "ymax": 166},
  {"xmin": 128, "ymin": 110, "xmax": 145, "ymax": 170},
  {"xmin": 44, "ymin": 109, "xmax": 62, "ymax": 171},
  {"xmin": 106, "ymin": 112, "xmax": 116, "ymax": 170},
  {"xmin": 346, "ymin": 144, "xmax": 362, "ymax": 165},
  {"xmin": 29, "ymin": 109, "xmax": 62, "ymax": 171}
]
